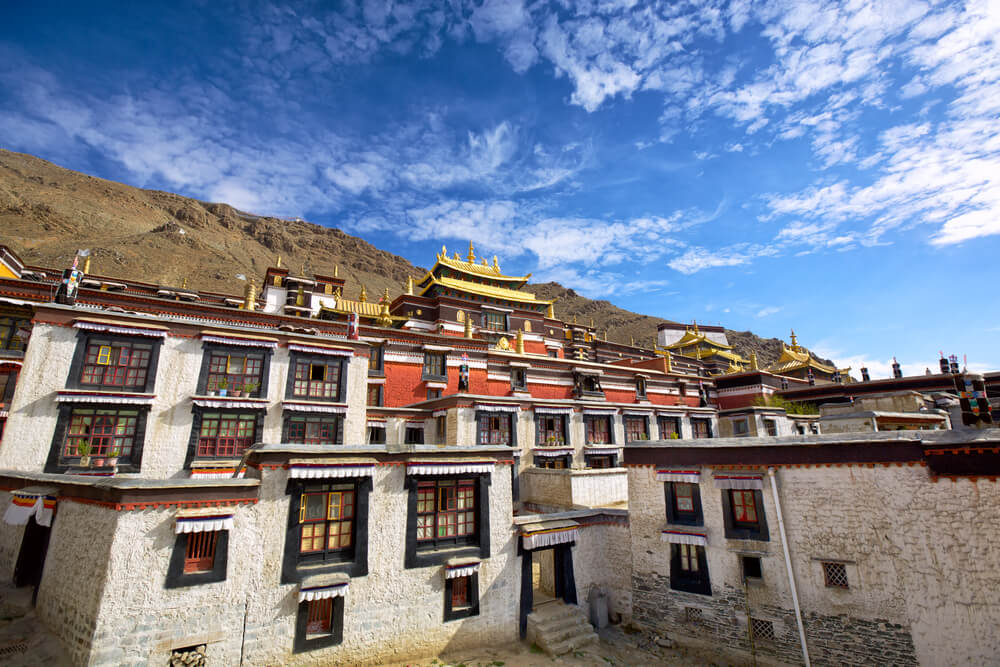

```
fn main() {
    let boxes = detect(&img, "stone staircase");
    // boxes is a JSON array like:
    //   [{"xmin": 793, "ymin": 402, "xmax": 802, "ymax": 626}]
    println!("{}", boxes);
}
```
[{"xmin": 526, "ymin": 601, "xmax": 599, "ymax": 656}]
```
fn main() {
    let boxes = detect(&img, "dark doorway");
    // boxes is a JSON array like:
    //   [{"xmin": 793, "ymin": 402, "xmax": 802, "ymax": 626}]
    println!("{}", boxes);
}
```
[
  {"xmin": 14, "ymin": 517, "xmax": 51, "ymax": 602},
  {"xmin": 519, "ymin": 542, "xmax": 578, "ymax": 638}
]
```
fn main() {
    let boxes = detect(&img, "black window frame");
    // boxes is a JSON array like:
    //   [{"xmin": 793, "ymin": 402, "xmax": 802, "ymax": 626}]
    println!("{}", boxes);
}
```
[
  {"xmin": 584, "ymin": 415, "xmax": 615, "ymax": 445},
  {"xmin": 763, "ymin": 418, "xmax": 778, "ymax": 437},
  {"xmin": 691, "ymin": 418, "xmax": 713, "ymax": 439},
  {"xmin": 405, "ymin": 425, "xmax": 425, "ymax": 444},
  {"xmin": 185, "ymin": 407, "xmax": 265, "ymax": 468},
  {"xmin": 165, "ymin": 530, "xmax": 229, "ymax": 588},
  {"xmin": 422, "ymin": 352, "xmax": 447, "ymax": 381},
  {"xmin": 535, "ymin": 413, "xmax": 568, "ymax": 447},
  {"xmin": 732, "ymin": 418, "xmax": 750, "ymax": 437},
  {"xmin": 534, "ymin": 454, "xmax": 571, "ymax": 469},
  {"xmin": 635, "ymin": 376, "xmax": 647, "ymax": 399},
  {"xmin": 584, "ymin": 453, "xmax": 616, "ymax": 468},
  {"xmin": 483, "ymin": 310, "xmax": 507, "ymax": 332},
  {"xmin": 511, "ymin": 367, "xmax": 527, "ymax": 391},
  {"xmin": 624, "ymin": 415, "xmax": 650, "ymax": 442},
  {"xmin": 444, "ymin": 572, "xmax": 480, "ymax": 622},
  {"xmin": 66, "ymin": 331, "xmax": 163, "ymax": 394},
  {"xmin": 573, "ymin": 372, "xmax": 604, "ymax": 398},
  {"xmin": 658, "ymin": 416, "xmax": 681, "ymax": 439},
  {"xmin": 476, "ymin": 410, "xmax": 517, "ymax": 447},
  {"xmin": 367, "ymin": 384, "xmax": 383, "ymax": 407},
  {"xmin": 721, "ymin": 489, "xmax": 770, "ymax": 541},
  {"xmin": 366, "ymin": 425, "xmax": 386, "ymax": 444},
  {"xmin": 665, "ymin": 481, "xmax": 704, "ymax": 526},
  {"xmin": 282, "ymin": 477, "xmax": 372, "ymax": 583},
  {"xmin": 404, "ymin": 474, "xmax": 491, "ymax": 569},
  {"xmin": 196, "ymin": 343, "xmax": 271, "ymax": 398},
  {"xmin": 0, "ymin": 316, "xmax": 30, "ymax": 352},
  {"xmin": 368, "ymin": 343, "xmax": 384, "ymax": 376},
  {"xmin": 45, "ymin": 403, "xmax": 149, "ymax": 473},
  {"xmin": 293, "ymin": 596, "xmax": 344, "ymax": 653},
  {"xmin": 282, "ymin": 412, "xmax": 345, "ymax": 445},
  {"xmin": 741, "ymin": 555, "xmax": 763, "ymax": 581},
  {"xmin": 285, "ymin": 352, "xmax": 347, "ymax": 403},
  {"xmin": 669, "ymin": 543, "xmax": 711, "ymax": 596}
]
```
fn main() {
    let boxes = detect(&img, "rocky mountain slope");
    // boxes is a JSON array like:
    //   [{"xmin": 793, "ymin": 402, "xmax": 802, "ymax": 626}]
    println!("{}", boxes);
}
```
[{"xmin": 0, "ymin": 149, "xmax": 826, "ymax": 368}]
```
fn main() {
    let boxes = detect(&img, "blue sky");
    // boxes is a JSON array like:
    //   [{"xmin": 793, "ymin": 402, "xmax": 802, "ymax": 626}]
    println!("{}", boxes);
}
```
[{"xmin": 2, "ymin": 0, "xmax": 999, "ymax": 377}]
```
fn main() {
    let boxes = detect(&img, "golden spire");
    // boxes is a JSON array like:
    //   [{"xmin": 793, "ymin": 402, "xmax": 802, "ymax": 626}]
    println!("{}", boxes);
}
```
[
  {"xmin": 790, "ymin": 329, "xmax": 799, "ymax": 350},
  {"xmin": 468, "ymin": 241, "xmax": 476, "ymax": 263},
  {"xmin": 243, "ymin": 277, "xmax": 257, "ymax": 312},
  {"xmin": 630, "ymin": 335, "xmax": 634, "ymax": 346},
  {"xmin": 573, "ymin": 314, "xmax": 578, "ymax": 324},
  {"xmin": 440, "ymin": 244, "xmax": 447, "ymax": 260},
  {"xmin": 481, "ymin": 257, "xmax": 489, "ymax": 266},
  {"xmin": 464, "ymin": 315, "xmax": 473, "ymax": 339},
  {"xmin": 516, "ymin": 329, "xmax": 525, "ymax": 355},
  {"xmin": 750, "ymin": 351, "xmax": 759, "ymax": 371},
  {"xmin": 359, "ymin": 285, "xmax": 368, "ymax": 303},
  {"xmin": 382, "ymin": 287, "xmax": 390, "ymax": 303},
  {"xmin": 276, "ymin": 255, "xmax": 282, "ymax": 268},
  {"xmin": 547, "ymin": 303, "xmax": 554, "ymax": 319},
  {"xmin": 300, "ymin": 263, "xmax": 305, "ymax": 276},
  {"xmin": 454, "ymin": 251, "xmax": 460, "ymax": 260},
  {"xmin": 693, "ymin": 320, "xmax": 699, "ymax": 335},
  {"xmin": 334, "ymin": 265, "xmax": 339, "ymax": 278},
  {"xmin": 182, "ymin": 277, "xmax": 188, "ymax": 289},
  {"xmin": 83, "ymin": 255, "xmax": 92, "ymax": 274},
  {"xmin": 295, "ymin": 285, "xmax": 305, "ymax": 307},
  {"xmin": 406, "ymin": 275, "xmax": 414, "ymax": 296},
  {"xmin": 492, "ymin": 255, "xmax": 500, "ymax": 272},
  {"xmin": 665, "ymin": 351, "xmax": 673, "ymax": 373}
]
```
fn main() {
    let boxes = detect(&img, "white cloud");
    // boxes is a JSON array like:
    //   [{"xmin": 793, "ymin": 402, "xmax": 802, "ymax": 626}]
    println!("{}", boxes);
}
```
[
  {"xmin": 668, "ymin": 248, "xmax": 749, "ymax": 274},
  {"xmin": 756, "ymin": 306, "xmax": 780, "ymax": 318}
]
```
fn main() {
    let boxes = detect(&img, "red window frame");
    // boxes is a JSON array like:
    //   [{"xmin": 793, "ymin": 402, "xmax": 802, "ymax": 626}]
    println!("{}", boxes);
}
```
[
  {"xmin": 306, "ymin": 598, "xmax": 334, "ymax": 636},
  {"xmin": 478, "ymin": 413, "xmax": 512, "ymax": 446},
  {"xmin": 659, "ymin": 416, "xmax": 680, "ymax": 438},
  {"xmin": 585, "ymin": 416, "xmax": 611, "ymax": 445},
  {"xmin": 298, "ymin": 485, "xmax": 355, "ymax": 562},
  {"xmin": 416, "ymin": 479, "xmax": 476, "ymax": 545},
  {"xmin": 624, "ymin": 416, "xmax": 648, "ymax": 442},
  {"xmin": 730, "ymin": 490, "xmax": 758, "ymax": 525},
  {"xmin": 452, "ymin": 575, "xmax": 470, "ymax": 608},
  {"xmin": 673, "ymin": 483, "xmax": 695, "ymax": 514},
  {"xmin": 64, "ymin": 407, "xmax": 138, "ymax": 458},
  {"xmin": 79, "ymin": 340, "xmax": 152, "ymax": 389},
  {"xmin": 205, "ymin": 351, "xmax": 264, "ymax": 396},
  {"xmin": 286, "ymin": 415, "xmax": 341, "ymax": 445},
  {"xmin": 183, "ymin": 531, "xmax": 219, "ymax": 573},
  {"xmin": 483, "ymin": 311, "xmax": 506, "ymax": 331},
  {"xmin": 291, "ymin": 359, "xmax": 342, "ymax": 400},
  {"xmin": 197, "ymin": 412, "xmax": 257, "ymax": 457},
  {"xmin": 538, "ymin": 415, "xmax": 566, "ymax": 446},
  {"xmin": 366, "ymin": 384, "xmax": 383, "ymax": 406}
]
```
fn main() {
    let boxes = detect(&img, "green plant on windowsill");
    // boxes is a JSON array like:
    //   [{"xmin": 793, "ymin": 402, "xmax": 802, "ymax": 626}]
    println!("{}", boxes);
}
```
[
  {"xmin": 76, "ymin": 441, "xmax": 91, "ymax": 466},
  {"xmin": 231, "ymin": 382, "xmax": 244, "ymax": 398},
  {"xmin": 216, "ymin": 378, "xmax": 229, "ymax": 396}
]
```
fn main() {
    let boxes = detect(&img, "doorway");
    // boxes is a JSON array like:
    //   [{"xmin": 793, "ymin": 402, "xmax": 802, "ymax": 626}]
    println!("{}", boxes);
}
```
[
  {"xmin": 519, "ymin": 542, "xmax": 578, "ymax": 637},
  {"xmin": 532, "ymin": 548, "xmax": 557, "ymax": 609},
  {"xmin": 14, "ymin": 516, "xmax": 51, "ymax": 603}
]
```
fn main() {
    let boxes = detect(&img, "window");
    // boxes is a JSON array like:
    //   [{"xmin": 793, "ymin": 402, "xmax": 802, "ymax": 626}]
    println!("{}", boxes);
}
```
[
  {"xmin": 670, "ymin": 543, "xmax": 711, "ymax": 595},
  {"xmin": 822, "ymin": 562, "xmax": 849, "ymax": 589},
  {"xmin": 733, "ymin": 419, "xmax": 749, "ymax": 436},
  {"xmin": 750, "ymin": 618, "xmax": 775, "ymax": 641},
  {"xmin": 574, "ymin": 373, "xmax": 603, "ymax": 397},
  {"xmin": 298, "ymin": 485, "xmax": 355, "ymax": 564},
  {"xmin": 636, "ymin": 377, "xmax": 647, "ymax": 399},
  {"xmin": 742, "ymin": 555, "xmax": 763, "ymax": 580},
  {"xmin": 721, "ymin": 489, "xmax": 769, "ymax": 541},
  {"xmin": 184, "ymin": 532, "xmax": 219, "ymax": 573},
  {"xmin": 284, "ymin": 414, "xmax": 342, "ymax": 445},
  {"xmin": 548, "ymin": 349, "xmax": 559, "ymax": 358},
  {"xmin": 666, "ymin": 482, "xmax": 703, "ymax": 526},
  {"xmin": 0, "ymin": 316, "xmax": 29, "ymax": 351},
  {"xmin": 205, "ymin": 350, "xmax": 266, "ymax": 396},
  {"xmin": 537, "ymin": 415, "xmax": 566, "ymax": 447},
  {"xmin": 294, "ymin": 597, "xmax": 344, "ymax": 653},
  {"xmin": 368, "ymin": 344, "xmax": 383, "ymax": 375},
  {"xmin": 511, "ymin": 367, "xmax": 527, "ymax": 391},
  {"xmin": 624, "ymin": 416, "xmax": 648, "ymax": 442},
  {"xmin": 405, "ymin": 426, "xmax": 424, "ymax": 444},
  {"xmin": 427, "ymin": 388, "xmax": 442, "ymax": 400},
  {"xmin": 289, "ymin": 358, "xmax": 344, "ymax": 401},
  {"xmin": 535, "ymin": 455, "xmax": 570, "ymax": 469},
  {"xmin": 436, "ymin": 415, "xmax": 447, "ymax": 444},
  {"xmin": 64, "ymin": 407, "xmax": 138, "ymax": 459},
  {"xmin": 685, "ymin": 607, "xmax": 703, "ymax": 624},
  {"xmin": 483, "ymin": 310, "xmax": 506, "ymax": 331},
  {"xmin": 692, "ymin": 418, "xmax": 712, "ymax": 439},
  {"xmin": 367, "ymin": 426, "xmax": 386, "ymax": 444},
  {"xmin": 763, "ymin": 419, "xmax": 778, "ymax": 437},
  {"xmin": 658, "ymin": 416, "xmax": 680, "ymax": 439},
  {"xmin": 477, "ymin": 412, "xmax": 514, "ymax": 446},
  {"xmin": 367, "ymin": 384, "xmax": 383, "ymax": 407},
  {"xmin": 196, "ymin": 412, "xmax": 258, "ymax": 458},
  {"xmin": 585, "ymin": 454, "xmax": 614, "ymax": 469},
  {"xmin": 417, "ymin": 479, "xmax": 476, "ymax": 546},
  {"xmin": 423, "ymin": 352, "xmax": 447, "ymax": 380},
  {"xmin": 78, "ymin": 339, "xmax": 153, "ymax": 390},
  {"xmin": 585, "ymin": 415, "xmax": 612, "ymax": 445},
  {"xmin": 444, "ymin": 573, "xmax": 480, "ymax": 622}
]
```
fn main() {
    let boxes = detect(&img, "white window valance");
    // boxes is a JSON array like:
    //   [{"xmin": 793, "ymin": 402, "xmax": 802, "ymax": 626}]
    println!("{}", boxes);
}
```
[
  {"xmin": 299, "ymin": 575, "xmax": 349, "ymax": 602},
  {"xmin": 713, "ymin": 474, "xmax": 764, "ymax": 490},
  {"xmin": 445, "ymin": 558, "xmax": 481, "ymax": 579},
  {"xmin": 533, "ymin": 448, "xmax": 574, "ymax": 457},
  {"xmin": 3, "ymin": 488, "xmax": 57, "ymax": 527},
  {"xmin": 193, "ymin": 398, "xmax": 267, "ymax": 409},
  {"xmin": 622, "ymin": 410, "xmax": 653, "ymax": 417},
  {"xmin": 657, "ymin": 469, "xmax": 701, "ymax": 484},
  {"xmin": 475, "ymin": 404, "xmax": 520, "ymax": 413},
  {"xmin": 521, "ymin": 520, "xmax": 579, "ymax": 550},
  {"xmin": 661, "ymin": 530, "xmax": 707, "ymax": 546},
  {"xmin": 583, "ymin": 408, "xmax": 618, "ymax": 416},
  {"xmin": 201, "ymin": 334, "xmax": 277, "ymax": 349},
  {"xmin": 407, "ymin": 461, "xmax": 495, "ymax": 475},
  {"xmin": 533, "ymin": 407, "xmax": 574, "ymax": 415},
  {"xmin": 583, "ymin": 446, "xmax": 619, "ymax": 456},
  {"xmin": 175, "ymin": 510, "xmax": 234, "ymax": 534},
  {"xmin": 366, "ymin": 420, "xmax": 386, "ymax": 428},
  {"xmin": 73, "ymin": 321, "xmax": 167, "ymax": 338},
  {"xmin": 422, "ymin": 344, "xmax": 454, "ymax": 352},
  {"xmin": 282, "ymin": 402, "xmax": 348, "ymax": 414},
  {"xmin": 288, "ymin": 343, "xmax": 353, "ymax": 357},
  {"xmin": 56, "ymin": 392, "xmax": 155, "ymax": 405},
  {"xmin": 289, "ymin": 460, "xmax": 375, "ymax": 479},
  {"xmin": 432, "ymin": 410, "xmax": 448, "ymax": 418}
]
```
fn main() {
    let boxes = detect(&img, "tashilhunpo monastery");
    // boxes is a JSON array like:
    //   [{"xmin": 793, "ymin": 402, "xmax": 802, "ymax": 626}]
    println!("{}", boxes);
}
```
[{"xmin": 0, "ymin": 242, "xmax": 997, "ymax": 666}]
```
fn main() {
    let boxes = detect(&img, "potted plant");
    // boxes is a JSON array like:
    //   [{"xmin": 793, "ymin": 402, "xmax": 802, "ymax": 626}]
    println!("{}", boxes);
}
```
[
  {"xmin": 77, "ymin": 441, "xmax": 91, "ymax": 467},
  {"xmin": 106, "ymin": 446, "xmax": 120, "ymax": 467},
  {"xmin": 217, "ymin": 378, "xmax": 229, "ymax": 397},
  {"xmin": 231, "ymin": 382, "xmax": 243, "ymax": 398},
  {"xmin": 244, "ymin": 381, "xmax": 258, "ymax": 398}
]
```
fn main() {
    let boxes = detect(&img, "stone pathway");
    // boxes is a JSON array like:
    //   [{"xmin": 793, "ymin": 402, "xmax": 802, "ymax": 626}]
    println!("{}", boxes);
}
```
[{"xmin": 0, "ymin": 586, "xmax": 71, "ymax": 667}]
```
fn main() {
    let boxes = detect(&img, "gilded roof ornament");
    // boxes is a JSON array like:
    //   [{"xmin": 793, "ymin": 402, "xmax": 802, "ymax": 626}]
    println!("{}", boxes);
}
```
[
  {"xmin": 492, "ymin": 255, "xmax": 500, "ymax": 273},
  {"xmin": 468, "ymin": 241, "xmax": 476, "ymax": 263},
  {"xmin": 496, "ymin": 336, "xmax": 511, "ymax": 351},
  {"xmin": 359, "ymin": 285, "xmax": 368, "ymax": 303},
  {"xmin": 182, "ymin": 277, "xmax": 188, "ymax": 289},
  {"xmin": 516, "ymin": 329, "xmax": 525, "ymax": 355},
  {"xmin": 381, "ymin": 287, "xmax": 390, "ymax": 303},
  {"xmin": 547, "ymin": 303, "xmax": 554, "ymax": 319},
  {"xmin": 406, "ymin": 275, "xmax": 414, "ymax": 295},
  {"xmin": 83, "ymin": 255, "xmax": 92, "ymax": 274},
  {"xmin": 790, "ymin": 328, "xmax": 799, "ymax": 350},
  {"xmin": 276, "ymin": 255, "xmax": 282, "ymax": 268},
  {"xmin": 750, "ymin": 351, "xmax": 759, "ymax": 371},
  {"xmin": 334, "ymin": 265, "xmax": 339, "ymax": 278},
  {"xmin": 464, "ymin": 316, "xmax": 473, "ymax": 339}
]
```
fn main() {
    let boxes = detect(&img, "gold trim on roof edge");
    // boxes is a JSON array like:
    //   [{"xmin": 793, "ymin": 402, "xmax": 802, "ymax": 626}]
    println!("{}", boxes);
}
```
[{"xmin": 419, "ymin": 275, "xmax": 553, "ymax": 305}]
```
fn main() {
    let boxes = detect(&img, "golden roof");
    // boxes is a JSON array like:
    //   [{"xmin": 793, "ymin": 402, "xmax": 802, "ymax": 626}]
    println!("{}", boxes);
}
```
[
  {"xmin": 318, "ymin": 293, "xmax": 403, "ymax": 326},
  {"xmin": 765, "ymin": 343, "xmax": 836, "ymax": 375},
  {"xmin": 420, "ymin": 274, "xmax": 553, "ymax": 305},
  {"xmin": 433, "ymin": 243, "xmax": 531, "ymax": 283},
  {"xmin": 663, "ymin": 328, "xmax": 734, "ymax": 351}
]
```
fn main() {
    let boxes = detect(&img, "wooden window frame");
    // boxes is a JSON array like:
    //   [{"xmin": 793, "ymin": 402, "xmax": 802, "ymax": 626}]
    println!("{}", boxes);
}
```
[
  {"xmin": 658, "ymin": 416, "xmax": 681, "ymax": 439},
  {"xmin": 0, "ymin": 316, "xmax": 30, "ymax": 352},
  {"xmin": 669, "ymin": 543, "xmax": 711, "ymax": 595},
  {"xmin": 535, "ymin": 455, "xmax": 571, "ymax": 469},
  {"xmin": 287, "ymin": 356, "xmax": 345, "ymax": 402},
  {"xmin": 196, "ymin": 412, "xmax": 258, "ymax": 458},
  {"xmin": 184, "ymin": 531, "xmax": 219, "ymax": 573},
  {"xmin": 691, "ymin": 418, "xmax": 713, "ymax": 439},
  {"xmin": 584, "ymin": 454, "xmax": 615, "ymax": 469},
  {"xmin": 624, "ymin": 415, "xmax": 649, "ymax": 442},
  {"xmin": 46, "ymin": 404, "xmax": 149, "ymax": 472},
  {"xmin": 366, "ymin": 425, "xmax": 386, "ymax": 444},
  {"xmin": 721, "ymin": 489, "xmax": 769, "ymax": 541},
  {"xmin": 443, "ymin": 572, "xmax": 480, "ymax": 622},
  {"xmin": 165, "ymin": 530, "xmax": 229, "ymax": 588},
  {"xmin": 536, "ymin": 414, "xmax": 567, "ymax": 447},
  {"xmin": 66, "ymin": 332, "xmax": 162, "ymax": 393},
  {"xmin": 293, "ymin": 596, "xmax": 344, "ymax": 653},
  {"xmin": 477, "ymin": 411, "xmax": 515, "ymax": 447},
  {"xmin": 416, "ymin": 479, "xmax": 476, "ymax": 547},
  {"xmin": 584, "ymin": 415, "xmax": 613, "ymax": 445},
  {"xmin": 483, "ymin": 310, "xmax": 506, "ymax": 332},
  {"xmin": 422, "ymin": 352, "xmax": 447, "ymax": 381},
  {"xmin": 297, "ymin": 484, "xmax": 356, "ymax": 565},
  {"xmin": 195, "ymin": 343, "xmax": 271, "ymax": 398},
  {"xmin": 665, "ymin": 481, "xmax": 704, "ymax": 526},
  {"xmin": 405, "ymin": 426, "xmax": 425, "ymax": 444},
  {"xmin": 405, "ymin": 474, "xmax": 491, "ymax": 569},
  {"xmin": 282, "ymin": 413, "xmax": 343, "ymax": 445}
]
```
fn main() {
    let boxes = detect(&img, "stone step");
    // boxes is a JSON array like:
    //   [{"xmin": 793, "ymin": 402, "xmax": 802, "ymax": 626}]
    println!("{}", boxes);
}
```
[
  {"xmin": 544, "ymin": 630, "xmax": 600, "ymax": 657},
  {"xmin": 526, "ymin": 601, "xmax": 599, "ymax": 657}
]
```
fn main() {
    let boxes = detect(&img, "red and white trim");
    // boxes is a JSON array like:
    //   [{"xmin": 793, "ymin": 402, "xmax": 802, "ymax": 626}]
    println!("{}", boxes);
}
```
[
  {"xmin": 56, "ymin": 391, "xmax": 155, "ymax": 405},
  {"xmin": 661, "ymin": 530, "xmax": 707, "ymax": 546},
  {"xmin": 74, "ymin": 321, "xmax": 167, "ymax": 338},
  {"xmin": 445, "ymin": 559, "xmax": 481, "ymax": 579},
  {"xmin": 656, "ymin": 469, "xmax": 701, "ymax": 484},
  {"xmin": 474, "ymin": 403, "xmax": 520, "ymax": 413},
  {"xmin": 407, "ymin": 461, "xmax": 495, "ymax": 475},
  {"xmin": 289, "ymin": 461, "xmax": 375, "ymax": 479},
  {"xmin": 299, "ymin": 580, "xmax": 348, "ymax": 602},
  {"xmin": 193, "ymin": 397, "xmax": 268, "ymax": 409},
  {"xmin": 583, "ymin": 446, "xmax": 620, "ymax": 456},
  {"xmin": 3, "ymin": 488, "xmax": 57, "ymax": 527},
  {"xmin": 282, "ymin": 401, "xmax": 348, "ymax": 414},
  {"xmin": 288, "ymin": 343, "xmax": 353, "ymax": 357},
  {"xmin": 175, "ymin": 511, "xmax": 234, "ymax": 534},
  {"xmin": 533, "ymin": 407, "xmax": 574, "ymax": 415},
  {"xmin": 521, "ymin": 521, "xmax": 579, "ymax": 550},
  {"xmin": 201, "ymin": 334, "xmax": 277, "ymax": 349},
  {"xmin": 713, "ymin": 474, "xmax": 764, "ymax": 490},
  {"xmin": 533, "ymin": 447, "xmax": 574, "ymax": 457},
  {"xmin": 583, "ymin": 408, "xmax": 618, "ymax": 416}
]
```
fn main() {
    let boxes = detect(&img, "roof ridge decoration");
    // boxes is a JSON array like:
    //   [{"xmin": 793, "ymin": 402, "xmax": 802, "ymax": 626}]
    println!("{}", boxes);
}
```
[{"xmin": 433, "ymin": 243, "xmax": 532, "ymax": 282}]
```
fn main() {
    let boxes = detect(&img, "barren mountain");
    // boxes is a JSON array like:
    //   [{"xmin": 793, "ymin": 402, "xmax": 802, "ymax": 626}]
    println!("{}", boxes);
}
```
[{"xmin": 0, "ymin": 149, "xmax": 826, "ymax": 368}]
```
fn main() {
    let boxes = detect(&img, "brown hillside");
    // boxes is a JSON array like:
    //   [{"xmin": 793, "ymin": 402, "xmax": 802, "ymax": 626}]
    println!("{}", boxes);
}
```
[{"xmin": 0, "ymin": 149, "xmax": 830, "ymax": 368}]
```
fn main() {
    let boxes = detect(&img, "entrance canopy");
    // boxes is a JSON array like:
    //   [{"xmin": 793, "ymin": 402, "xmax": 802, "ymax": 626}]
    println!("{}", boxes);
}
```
[
  {"xmin": 3, "ymin": 486, "xmax": 58, "ymax": 527},
  {"xmin": 520, "ymin": 519, "xmax": 579, "ymax": 550}
]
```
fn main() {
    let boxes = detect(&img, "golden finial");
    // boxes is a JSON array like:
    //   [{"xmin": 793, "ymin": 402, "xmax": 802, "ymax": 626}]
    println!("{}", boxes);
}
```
[
  {"xmin": 492, "ymin": 255, "xmax": 500, "ymax": 272},
  {"xmin": 750, "ymin": 351, "xmax": 759, "ymax": 371},
  {"xmin": 468, "ymin": 241, "xmax": 476, "ymax": 263},
  {"xmin": 276, "ymin": 255, "xmax": 282, "ymax": 268},
  {"xmin": 546, "ymin": 303, "xmax": 554, "ymax": 319},
  {"xmin": 406, "ymin": 275, "xmax": 414, "ymax": 296},
  {"xmin": 83, "ymin": 255, "xmax": 92, "ymax": 274},
  {"xmin": 382, "ymin": 287, "xmax": 390, "ymax": 303},
  {"xmin": 464, "ymin": 316, "xmax": 473, "ymax": 339},
  {"xmin": 573, "ymin": 314, "xmax": 578, "ymax": 324},
  {"xmin": 516, "ymin": 329, "xmax": 525, "ymax": 355},
  {"xmin": 481, "ymin": 257, "xmax": 488, "ymax": 266},
  {"xmin": 665, "ymin": 352, "xmax": 673, "ymax": 373},
  {"xmin": 440, "ymin": 244, "xmax": 447, "ymax": 260},
  {"xmin": 295, "ymin": 285, "xmax": 305, "ymax": 307},
  {"xmin": 590, "ymin": 318, "xmax": 595, "ymax": 328},
  {"xmin": 300, "ymin": 263, "xmax": 305, "ymax": 276},
  {"xmin": 182, "ymin": 277, "xmax": 188, "ymax": 289},
  {"xmin": 243, "ymin": 277, "xmax": 257, "ymax": 312},
  {"xmin": 334, "ymin": 265, "xmax": 339, "ymax": 278},
  {"xmin": 693, "ymin": 320, "xmax": 699, "ymax": 335},
  {"xmin": 359, "ymin": 285, "xmax": 368, "ymax": 303},
  {"xmin": 454, "ymin": 251, "xmax": 460, "ymax": 260},
  {"xmin": 630, "ymin": 335, "xmax": 635, "ymax": 346},
  {"xmin": 790, "ymin": 329, "xmax": 798, "ymax": 350}
]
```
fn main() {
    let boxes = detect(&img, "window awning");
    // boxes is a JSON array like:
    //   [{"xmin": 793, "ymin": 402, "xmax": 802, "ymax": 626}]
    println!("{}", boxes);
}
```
[
  {"xmin": 193, "ymin": 398, "xmax": 267, "ymax": 409},
  {"xmin": 189, "ymin": 462, "xmax": 245, "ymax": 479},
  {"xmin": 74, "ymin": 320, "xmax": 168, "ymax": 338},
  {"xmin": 474, "ymin": 403, "xmax": 520, "ymax": 413},
  {"xmin": 521, "ymin": 519, "xmax": 579, "ymax": 550},
  {"xmin": 622, "ymin": 410, "xmax": 653, "ymax": 417},
  {"xmin": 201, "ymin": 334, "xmax": 277, "ymax": 349},
  {"xmin": 533, "ymin": 448, "xmax": 573, "ymax": 457},
  {"xmin": 282, "ymin": 401, "xmax": 348, "ymax": 414},
  {"xmin": 582, "ymin": 408, "xmax": 618, "ymax": 416},
  {"xmin": 289, "ymin": 458, "xmax": 376, "ymax": 479},
  {"xmin": 533, "ymin": 407, "xmax": 574, "ymax": 415},
  {"xmin": 445, "ymin": 557, "xmax": 481, "ymax": 579},
  {"xmin": 713, "ymin": 474, "xmax": 764, "ymax": 490},
  {"xmin": 366, "ymin": 420, "xmax": 386, "ymax": 428},
  {"xmin": 407, "ymin": 460, "xmax": 495, "ymax": 475},
  {"xmin": 175, "ymin": 508, "xmax": 234, "ymax": 534},
  {"xmin": 432, "ymin": 410, "xmax": 447, "ymax": 418},
  {"xmin": 288, "ymin": 343, "xmax": 353, "ymax": 357},
  {"xmin": 3, "ymin": 487, "xmax": 57, "ymax": 527},
  {"xmin": 299, "ymin": 572, "xmax": 349, "ymax": 602},
  {"xmin": 656, "ymin": 469, "xmax": 701, "ymax": 484},
  {"xmin": 56, "ymin": 391, "xmax": 155, "ymax": 405},
  {"xmin": 584, "ymin": 446, "xmax": 620, "ymax": 456},
  {"xmin": 661, "ymin": 530, "xmax": 707, "ymax": 546}
]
